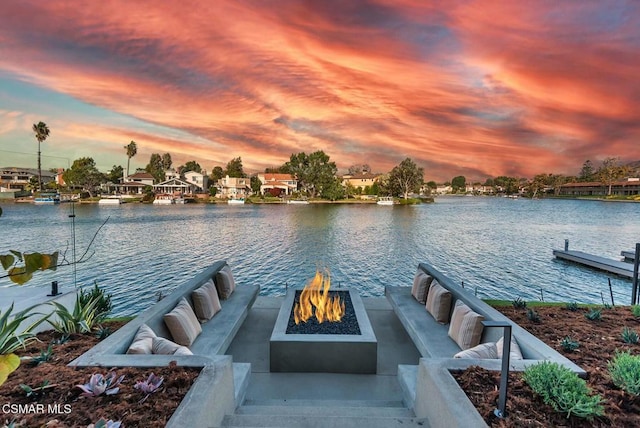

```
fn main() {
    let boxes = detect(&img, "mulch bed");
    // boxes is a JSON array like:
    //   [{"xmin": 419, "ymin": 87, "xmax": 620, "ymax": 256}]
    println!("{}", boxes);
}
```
[
  {"xmin": 454, "ymin": 305, "xmax": 640, "ymax": 427},
  {"xmin": 0, "ymin": 321, "xmax": 200, "ymax": 427}
]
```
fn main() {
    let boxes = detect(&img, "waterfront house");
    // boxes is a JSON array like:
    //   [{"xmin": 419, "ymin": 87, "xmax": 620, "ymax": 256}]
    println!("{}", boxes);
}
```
[
  {"xmin": 182, "ymin": 170, "xmax": 209, "ymax": 192},
  {"xmin": 217, "ymin": 175, "xmax": 251, "ymax": 199},
  {"xmin": 118, "ymin": 172, "xmax": 155, "ymax": 194},
  {"xmin": 341, "ymin": 172, "xmax": 381, "ymax": 192},
  {"xmin": 257, "ymin": 173, "xmax": 297, "ymax": 196},
  {"xmin": 153, "ymin": 178, "xmax": 197, "ymax": 195},
  {"xmin": 558, "ymin": 178, "xmax": 640, "ymax": 196},
  {"xmin": 0, "ymin": 167, "xmax": 56, "ymax": 192}
]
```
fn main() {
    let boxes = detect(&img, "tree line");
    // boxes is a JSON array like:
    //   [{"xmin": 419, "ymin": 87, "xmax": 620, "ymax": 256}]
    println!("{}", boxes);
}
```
[
  {"xmin": 441, "ymin": 158, "xmax": 635, "ymax": 196},
  {"xmin": 31, "ymin": 121, "xmax": 633, "ymax": 200}
]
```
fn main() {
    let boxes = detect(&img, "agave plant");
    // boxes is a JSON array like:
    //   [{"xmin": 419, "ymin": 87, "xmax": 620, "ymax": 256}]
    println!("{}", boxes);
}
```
[
  {"xmin": 76, "ymin": 371, "xmax": 124, "ymax": 397},
  {"xmin": 0, "ymin": 303, "xmax": 49, "ymax": 386},
  {"xmin": 48, "ymin": 293, "xmax": 102, "ymax": 334}
]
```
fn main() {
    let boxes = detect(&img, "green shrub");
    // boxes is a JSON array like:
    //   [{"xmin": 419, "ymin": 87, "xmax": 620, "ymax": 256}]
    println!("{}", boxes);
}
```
[
  {"xmin": 560, "ymin": 336, "xmax": 580, "ymax": 352},
  {"xmin": 632, "ymin": 305, "xmax": 640, "ymax": 318},
  {"xmin": 585, "ymin": 308, "xmax": 602, "ymax": 321},
  {"xmin": 78, "ymin": 282, "xmax": 112, "ymax": 322},
  {"xmin": 523, "ymin": 361, "xmax": 604, "ymax": 419},
  {"xmin": 512, "ymin": 297, "xmax": 527, "ymax": 309},
  {"xmin": 608, "ymin": 351, "xmax": 640, "ymax": 396},
  {"xmin": 621, "ymin": 327, "xmax": 639, "ymax": 344},
  {"xmin": 565, "ymin": 302, "xmax": 579, "ymax": 311}
]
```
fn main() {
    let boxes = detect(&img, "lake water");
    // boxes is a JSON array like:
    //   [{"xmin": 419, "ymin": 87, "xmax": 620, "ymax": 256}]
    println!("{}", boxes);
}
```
[{"xmin": 1, "ymin": 197, "xmax": 639, "ymax": 317}]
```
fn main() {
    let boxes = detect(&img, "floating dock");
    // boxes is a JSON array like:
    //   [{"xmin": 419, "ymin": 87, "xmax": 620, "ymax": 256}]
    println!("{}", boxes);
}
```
[{"xmin": 553, "ymin": 249, "xmax": 635, "ymax": 278}]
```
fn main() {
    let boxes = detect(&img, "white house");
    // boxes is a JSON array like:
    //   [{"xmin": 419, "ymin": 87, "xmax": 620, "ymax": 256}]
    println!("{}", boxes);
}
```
[
  {"xmin": 182, "ymin": 171, "xmax": 209, "ymax": 192},
  {"xmin": 217, "ymin": 175, "xmax": 251, "ymax": 199},
  {"xmin": 118, "ymin": 172, "xmax": 155, "ymax": 194},
  {"xmin": 257, "ymin": 173, "xmax": 297, "ymax": 196}
]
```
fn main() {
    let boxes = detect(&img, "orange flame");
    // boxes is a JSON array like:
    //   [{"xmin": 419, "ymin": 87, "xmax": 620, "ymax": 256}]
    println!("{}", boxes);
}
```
[{"xmin": 293, "ymin": 270, "xmax": 345, "ymax": 324}]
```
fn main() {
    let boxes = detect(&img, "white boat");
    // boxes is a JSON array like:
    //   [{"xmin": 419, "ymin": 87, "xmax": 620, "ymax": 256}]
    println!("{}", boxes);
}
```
[
  {"xmin": 98, "ymin": 197, "xmax": 122, "ymax": 205},
  {"xmin": 153, "ymin": 194, "xmax": 175, "ymax": 205},
  {"xmin": 376, "ymin": 196, "xmax": 394, "ymax": 205},
  {"xmin": 34, "ymin": 193, "xmax": 61, "ymax": 204},
  {"xmin": 287, "ymin": 198, "xmax": 309, "ymax": 205},
  {"xmin": 227, "ymin": 198, "xmax": 245, "ymax": 205}
]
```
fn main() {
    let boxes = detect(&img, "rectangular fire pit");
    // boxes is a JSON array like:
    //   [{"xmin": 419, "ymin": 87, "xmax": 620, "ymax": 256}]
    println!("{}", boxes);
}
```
[{"xmin": 270, "ymin": 288, "xmax": 377, "ymax": 374}]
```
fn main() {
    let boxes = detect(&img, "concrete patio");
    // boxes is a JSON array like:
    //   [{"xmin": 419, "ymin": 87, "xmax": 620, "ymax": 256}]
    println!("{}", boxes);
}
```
[{"xmin": 223, "ymin": 295, "xmax": 429, "ymax": 427}]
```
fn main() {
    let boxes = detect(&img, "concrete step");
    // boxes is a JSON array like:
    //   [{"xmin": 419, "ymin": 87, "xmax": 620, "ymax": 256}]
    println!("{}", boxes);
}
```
[
  {"xmin": 233, "ymin": 362, "xmax": 252, "ymax": 406},
  {"xmin": 242, "ymin": 398, "xmax": 405, "ymax": 408},
  {"xmin": 235, "ymin": 404, "xmax": 413, "ymax": 417},
  {"xmin": 221, "ymin": 414, "xmax": 429, "ymax": 427},
  {"xmin": 397, "ymin": 364, "xmax": 418, "ymax": 409}
]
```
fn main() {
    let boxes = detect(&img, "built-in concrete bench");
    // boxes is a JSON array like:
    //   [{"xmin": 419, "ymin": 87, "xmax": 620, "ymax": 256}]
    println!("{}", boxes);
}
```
[
  {"xmin": 72, "ymin": 261, "xmax": 259, "ymax": 366},
  {"xmin": 70, "ymin": 261, "xmax": 258, "ymax": 427},
  {"xmin": 387, "ymin": 261, "xmax": 587, "ymax": 428},
  {"xmin": 386, "ymin": 261, "xmax": 585, "ymax": 371}
]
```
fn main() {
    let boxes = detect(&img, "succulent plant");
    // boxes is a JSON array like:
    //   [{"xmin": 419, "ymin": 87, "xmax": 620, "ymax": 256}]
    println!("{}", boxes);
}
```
[
  {"xmin": 622, "ymin": 327, "xmax": 639, "ymax": 344},
  {"xmin": 585, "ymin": 308, "xmax": 602, "ymax": 321},
  {"xmin": 134, "ymin": 372, "xmax": 164, "ymax": 394},
  {"xmin": 89, "ymin": 419, "xmax": 122, "ymax": 428},
  {"xmin": 512, "ymin": 297, "xmax": 527, "ymax": 310},
  {"xmin": 134, "ymin": 372, "xmax": 164, "ymax": 403},
  {"xmin": 565, "ymin": 302, "xmax": 579, "ymax": 312},
  {"xmin": 560, "ymin": 336, "xmax": 579, "ymax": 352},
  {"xmin": 76, "ymin": 371, "xmax": 124, "ymax": 398},
  {"xmin": 526, "ymin": 308, "xmax": 541, "ymax": 323},
  {"xmin": 30, "ymin": 344, "xmax": 53, "ymax": 366},
  {"xmin": 95, "ymin": 326, "xmax": 112, "ymax": 340},
  {"xmin": 632, "ymin": 305, "xmax": 640, "ymax": 318}
]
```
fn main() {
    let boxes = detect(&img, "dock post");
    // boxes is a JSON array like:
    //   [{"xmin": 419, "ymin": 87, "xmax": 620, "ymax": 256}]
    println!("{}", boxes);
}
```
[
  {"xmin": 632, "ymin": 243, "xmax": 640, "ymax": 305},
  {"xmin": 564, "ymin": 239, "xmax": 569, "ymax": 251}
]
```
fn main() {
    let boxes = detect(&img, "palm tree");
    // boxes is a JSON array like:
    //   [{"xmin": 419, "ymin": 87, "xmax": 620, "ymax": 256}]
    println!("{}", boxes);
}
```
[
  {"xmin": 124, "ymin": 140, "xmax": 137, "ymax": 179},
  {"xmin": 32, "ymin": 121, "xmax": 50, "ymax": 192}
]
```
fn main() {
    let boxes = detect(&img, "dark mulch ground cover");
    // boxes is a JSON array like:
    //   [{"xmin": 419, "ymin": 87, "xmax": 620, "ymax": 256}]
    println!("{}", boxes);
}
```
[
  {"xmin": 454, "ymin": 305, "xmax": 640, "ymax": 427},
  {"xmin": 0, "ymin": 321, "xmax": 199, "ymax": 427}
]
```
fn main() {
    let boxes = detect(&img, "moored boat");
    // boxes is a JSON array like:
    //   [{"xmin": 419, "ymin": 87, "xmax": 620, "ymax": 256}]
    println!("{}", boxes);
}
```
[
  {"xmin": 227, "ymin": 198, "xmax": 245, "ymax": 205},
  {"xmin": 34, "ymin": 193, "xmax": 61, "ymax": 204},
  {"xmin": 376, "ymin": 196, "xmax": 394, "ymax": 205},
  {"xmin": 153, "ymin": 194, "xmax": 175, "ymax": 205},
  {"xmin": 98, "ymin": 197, "xmax": 122, "ymax": 205}
]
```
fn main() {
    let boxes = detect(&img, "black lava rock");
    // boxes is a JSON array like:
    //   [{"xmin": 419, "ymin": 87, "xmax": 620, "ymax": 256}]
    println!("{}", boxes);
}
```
[{"xmin": 286, "ymin": 290, "xmax": 361, "ymax": 335}]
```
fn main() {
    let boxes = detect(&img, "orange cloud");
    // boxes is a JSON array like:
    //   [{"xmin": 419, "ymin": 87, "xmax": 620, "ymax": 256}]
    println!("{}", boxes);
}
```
[{"xmin": 0, "ymin": 0, "xmax": 638, "ymax": 181}]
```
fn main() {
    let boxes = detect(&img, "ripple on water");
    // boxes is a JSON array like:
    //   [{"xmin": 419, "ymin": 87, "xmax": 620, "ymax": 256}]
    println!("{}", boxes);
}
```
[{"xmin": 1, "ymin": 199, "xmax": 639, "ymax": 316}]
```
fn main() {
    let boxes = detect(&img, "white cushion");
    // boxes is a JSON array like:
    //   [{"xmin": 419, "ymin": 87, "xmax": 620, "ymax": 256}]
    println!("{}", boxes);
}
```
[
  {"xmin": 496, "ymin": 335, "xmax": 523, "ymax": 360},
  {"xmin": 126, "ymin": 324, "xmax": 156, "ymax": 355},
  {"xmin": 191, "ymin": 279, "xmax": 222, "ymax": 322},
  {"xmin": 152, "ymin": 337, "xmax": 193, "ymax": 355},
  {"xmin": 448, "ymin": 301, "xmax": 485, "ymax": 350},
  {"xmin": 454, "ymin": 342, "xmax": 498, "ymax": 359},
  {"xmin": 163, "ymin": 297, "xmax": 202, "ymax": 346}
]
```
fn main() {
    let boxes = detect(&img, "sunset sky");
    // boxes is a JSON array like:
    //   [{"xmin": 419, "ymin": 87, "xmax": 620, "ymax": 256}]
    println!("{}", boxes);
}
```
[{"xmin": 0, "ymin": 1, "xmax": 639, "ymax": 182}]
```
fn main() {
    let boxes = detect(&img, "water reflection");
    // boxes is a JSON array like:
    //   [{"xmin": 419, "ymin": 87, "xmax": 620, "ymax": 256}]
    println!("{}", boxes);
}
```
[{"xmin": 1, "ymin": 198, "xmax": 640, "ymax": 317}]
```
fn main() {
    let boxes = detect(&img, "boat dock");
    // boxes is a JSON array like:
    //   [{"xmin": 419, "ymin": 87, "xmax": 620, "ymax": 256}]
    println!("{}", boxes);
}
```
[
  {"xmin": 553, "ymin": 249, "xmax": 635, "ymax": 278},
  {"xmin": 622, "ymin": 250, "xmax": 637, "ymax": 263}
]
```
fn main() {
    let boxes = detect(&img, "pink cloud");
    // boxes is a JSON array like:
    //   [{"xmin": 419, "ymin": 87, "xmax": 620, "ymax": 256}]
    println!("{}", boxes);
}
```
[{"xmin": 0, "ymin": 0, "xmax": 638, "ymax": 181}]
